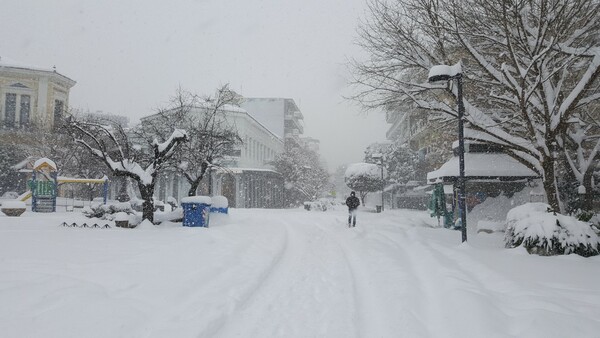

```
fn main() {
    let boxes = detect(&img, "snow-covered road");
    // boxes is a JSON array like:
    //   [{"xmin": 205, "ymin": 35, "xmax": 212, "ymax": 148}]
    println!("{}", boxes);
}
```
[{"xmin": 1, "ymin": 207, "xmax": 599, "ymax": 337}]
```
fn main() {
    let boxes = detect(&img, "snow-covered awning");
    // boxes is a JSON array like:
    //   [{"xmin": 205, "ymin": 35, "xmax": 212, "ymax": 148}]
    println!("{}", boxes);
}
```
[{"xmin": 427, "ymin": 153, "xmax": 538, "ymax": 184}]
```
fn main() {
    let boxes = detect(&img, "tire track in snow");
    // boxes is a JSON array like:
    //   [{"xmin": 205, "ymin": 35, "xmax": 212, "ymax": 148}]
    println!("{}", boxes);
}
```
[
  {"xmin": 378, "ymin": 227, "xmax": 514, "ymax": 337},
  {"xmin": 212, "ymin": 213, "xmax": 359, "ymax": 337},
  {"xmin": 313, "ymin": 216, "xmax": 432, "ymax": 337},
  {"xmin": 149, "ymin": 214, "xmax": 291, "ymax": 337}
]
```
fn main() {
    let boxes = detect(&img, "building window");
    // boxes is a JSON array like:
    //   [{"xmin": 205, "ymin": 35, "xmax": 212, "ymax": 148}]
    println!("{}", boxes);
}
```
[
  {"xmin": 20, "ymin": 95, "xmax": 30, "ymax": 127},
  {"xmin": 54, "ymin": 100, "xmax": 64, "ymax": 125},
  {"xmin": 4, "ymin": 93, "xmax": 17, "ymax": 127}
]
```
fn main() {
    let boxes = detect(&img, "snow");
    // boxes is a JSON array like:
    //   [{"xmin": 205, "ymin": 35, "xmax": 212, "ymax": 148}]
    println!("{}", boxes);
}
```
[
  {"xmin": 345, "ymin": 162, "xmax": 380, "ymax": 179},
  {"xmin": 211, "ymin": 195, "xmax": 228, "ymax": 208},
  {"xmin": 181, "ymin": 196, "xmax": 212, "ymax": 205},
  {"xmin": 428, "ymin": 62, "xmax": 462, "ymax": 81},
  {"xmin": 427, "ymin": 152, "xmax": 538, "ymax": 182},
  {"xmin": 153, "ymin": 128, "xmax": 187, "ymax": 153},
  {"xmin": 33, "ymin": 157, "xmax": 57, "ymax": 171},
  {"xmin": 505, "ymin": 203, "xmax": 600, "ymax": 255},
  {"xmin": 0, "ymin": 200, "xmax": 26, "ymax": 209},
  {"xmin": 1, "ymin": 208, "xmax": 599, "ymax": 337},
  {"xmin": 114, "ymin": 212, "xmax": 128, "ymax": 221}
]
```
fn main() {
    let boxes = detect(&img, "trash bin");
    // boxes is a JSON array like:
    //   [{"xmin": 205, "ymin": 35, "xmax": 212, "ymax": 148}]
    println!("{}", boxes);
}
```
[
  {"xmin": 181, "ymin": 196, "xmax": 212, "ymax": 227},
  {"xmin": 376, "ymin": 205, "xmax": 382, "ymax": 213},
  {"xmin": 209, "ymin": 195, "xmax": 229, "ymax": 214}
]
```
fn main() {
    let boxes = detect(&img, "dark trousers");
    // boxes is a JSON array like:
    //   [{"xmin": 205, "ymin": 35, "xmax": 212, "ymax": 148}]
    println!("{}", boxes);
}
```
[{"xmin": 348, "ymin": 209, "xmax": 357, "ymax": 227}]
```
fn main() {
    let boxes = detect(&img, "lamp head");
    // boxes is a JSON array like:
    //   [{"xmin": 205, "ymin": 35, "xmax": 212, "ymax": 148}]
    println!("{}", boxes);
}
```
[{"xmin": 428, "ymin": 62, "xmax": 462, "ymax": 83}]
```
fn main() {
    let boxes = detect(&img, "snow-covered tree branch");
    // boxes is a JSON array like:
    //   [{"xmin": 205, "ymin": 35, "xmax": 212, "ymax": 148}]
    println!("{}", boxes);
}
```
[{"xmin": 65, "ymin": 117, "xmax": 187, "ymax": 222}]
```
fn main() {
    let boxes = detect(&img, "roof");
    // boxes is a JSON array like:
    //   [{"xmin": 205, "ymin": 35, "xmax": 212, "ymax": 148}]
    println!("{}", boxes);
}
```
[
  {"xmin": 33, "ymin": 158, "xmax": 57, "ymax": 171},
  {"xmin": 0, "ymin": 56, "xmax": 76, "ymax": 86},
  {"xmin": 427, "ymin": 152, "xmax": 538, "ymax": 184}
]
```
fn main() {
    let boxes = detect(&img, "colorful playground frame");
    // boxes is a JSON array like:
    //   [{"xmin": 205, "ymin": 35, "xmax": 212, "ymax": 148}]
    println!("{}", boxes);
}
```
[{"xmin": 26, "ymin": 158, "xmax": 109, "ymax": 212}]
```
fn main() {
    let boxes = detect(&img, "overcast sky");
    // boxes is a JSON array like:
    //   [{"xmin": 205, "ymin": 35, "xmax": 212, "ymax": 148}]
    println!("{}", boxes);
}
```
[{"xmin": 1, "ymin": 0, "xmax": 389, "ymax": 171}]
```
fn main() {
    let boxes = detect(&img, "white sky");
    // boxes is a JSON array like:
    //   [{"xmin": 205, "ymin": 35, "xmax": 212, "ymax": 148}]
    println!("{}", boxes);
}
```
[{"xmin": 0, "ymin": 0, "xmax": 389, "ymax": 170}]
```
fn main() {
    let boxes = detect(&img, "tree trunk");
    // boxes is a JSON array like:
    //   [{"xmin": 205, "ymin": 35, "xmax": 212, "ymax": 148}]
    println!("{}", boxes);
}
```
[
  {"xmin": 359, "ymin": 192, "xmax": 367, "ymax": 206},
  {"xmin": 541, "ymin": 157, "xmax": 560, "ymax": 212},
  {"xmin": 582, "ymin": 171, "xmax": 594, "ymax": 212},
  {"xmin": 187, "ymin": 181, "xmax": 199, "ymax": 197},
  {"xmin": 138, "ymin": 183, "xmax": 155, "ymax": 223}
]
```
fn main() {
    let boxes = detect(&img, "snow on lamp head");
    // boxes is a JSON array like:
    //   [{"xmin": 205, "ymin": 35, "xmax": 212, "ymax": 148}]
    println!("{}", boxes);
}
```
[{"xmin": 427, "ymin": 62, "xmax": 462, "ymax": 83}]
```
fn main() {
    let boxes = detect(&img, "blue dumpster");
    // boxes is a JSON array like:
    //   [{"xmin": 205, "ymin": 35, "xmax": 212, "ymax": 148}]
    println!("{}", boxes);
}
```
[
  {"xmin": 209, "ymin": 195, "xmax": 229, "ymax": 214},
  {"xmin": 181, "ymin": 196, "xmax": 212, "ymax": 227}
]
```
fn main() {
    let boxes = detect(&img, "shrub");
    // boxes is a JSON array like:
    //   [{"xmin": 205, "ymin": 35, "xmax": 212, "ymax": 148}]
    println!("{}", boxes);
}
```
[
  {"xmin": 505, "ymin": 203, "xmax": 600, "ymax": 257},
  {"xmin": 82, "ymin": 202, "xmax": 135, "ymax": 220}
]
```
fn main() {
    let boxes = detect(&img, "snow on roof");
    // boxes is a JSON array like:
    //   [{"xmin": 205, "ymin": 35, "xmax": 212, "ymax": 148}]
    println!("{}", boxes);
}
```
[
  {"xmin": 345, "ymin": 162, "xmax": 380, "ymax": 179},
  {"xmin": 33, "ymin": 158, "xmax": 57, "ymax": 171},
  {"xmin": 427, "ymin": 153, "xmax": 538, "ymax": 182}
]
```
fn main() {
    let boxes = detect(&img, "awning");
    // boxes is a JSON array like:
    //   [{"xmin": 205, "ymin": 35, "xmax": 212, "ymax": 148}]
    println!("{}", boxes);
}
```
[{"xmin": 427, "ymin": 153, "xmax": 538, "ymax": 184}]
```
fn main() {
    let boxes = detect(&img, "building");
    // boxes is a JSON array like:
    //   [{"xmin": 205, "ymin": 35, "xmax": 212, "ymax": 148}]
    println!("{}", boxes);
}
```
[
  {"xmin": 301, "ymin": 136, "xmax": 320, "ymax": 153},
  {"xmin": 143, "ymin": 104, "xmax": 285, "ymax": 208},
  {"xmin": 0, "ymin": 56, "xmax": 75, "ymax": 129},
  {"xmin": 240, "ymin": 98, "xmax": 304, "ymax": 149}
]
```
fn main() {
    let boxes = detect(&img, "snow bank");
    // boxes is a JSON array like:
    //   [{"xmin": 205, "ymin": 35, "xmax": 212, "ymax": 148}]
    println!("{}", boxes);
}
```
[
  {"xmin": 181, "ymin": 196, "xmax": 212, "ymax": 205},
  {"xmin": 505, "ymin": 203, "xmax": 600, "ymax": 256},
  {"xmin": 468, "ymin": 185, "xmax": 535, "ymax": 233}
]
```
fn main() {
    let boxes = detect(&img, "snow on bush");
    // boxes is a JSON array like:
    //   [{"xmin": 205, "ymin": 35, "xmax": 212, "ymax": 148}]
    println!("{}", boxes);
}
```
[
  {"xmin": 82, "ymin": 202, "xmax": 135, "ymax": 220},
  {"xmin": 345, "ymin": 163, "xmax": 380, "ymax": 180},
  {"xmin": 504, "ymin": 203, "xmax": 600, "ymax": 257},
  {"xmin": 344, "ymin": 162, "xmax": 383, "ymax": 194}
]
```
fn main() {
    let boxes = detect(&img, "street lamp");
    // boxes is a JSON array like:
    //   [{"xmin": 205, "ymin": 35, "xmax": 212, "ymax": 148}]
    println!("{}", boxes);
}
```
[
  {"xmin": 428, "ymin": 62, "xmax": 467, "ymax": 242},
  {"xmin": 371, "ymin": 153, "xmax": 385, "ymax": 212}
]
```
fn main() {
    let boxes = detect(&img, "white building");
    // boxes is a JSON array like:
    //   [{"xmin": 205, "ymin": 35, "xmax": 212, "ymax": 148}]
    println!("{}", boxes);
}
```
[
  {"xmin": 144, "ymin": 104, "xmax": 285, "ymax": 208},
  {"xmin": 240, "ymin": 98, "xmax": 304, "ymax": 149},
  {"xmin": 0, "ymin": 56, "xmax": 75, "ymax": 129}
]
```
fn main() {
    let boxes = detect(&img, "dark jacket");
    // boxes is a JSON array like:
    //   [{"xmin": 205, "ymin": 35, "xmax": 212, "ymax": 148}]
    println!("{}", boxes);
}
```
[{"xmin": 346, "ymin": 195, "xmax": 360, "ymax": 210}]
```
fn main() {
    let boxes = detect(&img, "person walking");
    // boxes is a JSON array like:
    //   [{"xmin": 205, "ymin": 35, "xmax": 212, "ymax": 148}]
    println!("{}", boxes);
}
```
[{"xmin": 346, "ymin": 191, "xmax": 360, "ymax": 227}]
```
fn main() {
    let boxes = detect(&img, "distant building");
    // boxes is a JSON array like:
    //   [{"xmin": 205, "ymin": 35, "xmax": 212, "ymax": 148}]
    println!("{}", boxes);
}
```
[
  {"xmin": 301, "ymin": 136, "xmax": 320, "ymax": 153},
  {"xmin": 78, "ymin": 110, "xmax": 129, "ymax": 127},
  {"xmin": 0, "ymin": 56, "xmax": 75, "ymax": 129},
  {"xmin": 240, "ymin": 98, "xmax": 304, "ymax": 149}
]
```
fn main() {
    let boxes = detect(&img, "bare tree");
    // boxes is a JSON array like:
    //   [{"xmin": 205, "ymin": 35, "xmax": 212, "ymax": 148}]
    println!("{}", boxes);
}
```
[
  {"xmin": 65, "ymin": 118, "xmax": 187, "ymax": 222},
  {"xmin": 142, "ymin": 85, "xmax": 243, "ymax": 196},
  {"xmin": 351, "ymin": 0, "xmax": 600, "ymax": 212}
]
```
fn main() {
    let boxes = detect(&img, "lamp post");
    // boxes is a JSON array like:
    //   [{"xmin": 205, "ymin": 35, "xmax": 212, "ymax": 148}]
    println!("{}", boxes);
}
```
[
  {"xmin": 372, "ymin": 154, "xmax": 385, "ymax": 212},
  {"xmin": 428, "ymin": 62, "xmax": 467, "ymax": 242}
]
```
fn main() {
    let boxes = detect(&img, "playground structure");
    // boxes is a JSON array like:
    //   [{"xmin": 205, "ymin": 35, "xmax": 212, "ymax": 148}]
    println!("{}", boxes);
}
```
[{"xmin": 23, "ymin": 158, "xmax": 109, "ymax": 212}]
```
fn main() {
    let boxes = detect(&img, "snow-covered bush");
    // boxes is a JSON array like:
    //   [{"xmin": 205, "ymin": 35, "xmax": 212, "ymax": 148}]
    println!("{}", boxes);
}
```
[
  {"xmin": 82, "ymin": 202, "xmax": 135, "ymax": 220},
  {"xmin": 504, "ymin": 203, "xmax": 600, "ymax": 257},
  {"xmin": 345, "ymin": 163, "xmax": 384, "ymax": 205}
]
